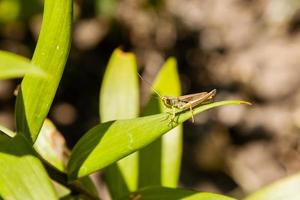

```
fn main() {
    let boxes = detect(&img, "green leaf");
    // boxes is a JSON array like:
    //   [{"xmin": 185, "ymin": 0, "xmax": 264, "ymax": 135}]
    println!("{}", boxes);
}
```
[
  {"xmin": 68, "ymin": 100, "xmax": 249, "ymax": 180},
  {"xmin": 0, "ymin": 133, "xmax": 58, "ymax": 200},
  {"xmin": 118, "ymin": 186, "xmax": 236, "ymax": 200},
  {"xmin": 15, "ymin": 0, "xmax": 72, "ymax": 143},
  {"xmin": 243, "ymin": 173, "xmax": 300, "ymax": 200},
  {"xmin": 139, "ymin": 57, "xmax": 182, "ymax": 188},
  {"xmin": 34, "ymin": 119, "xmax": 69, "ymax": 172},
  {"xmin": 100, "ymin": 48, "xmax": 139, "ymax": 122},
  {"xmin": 34, "ymin": 120, "xmax": 98, "ymax": 198},
  {"xmin": 0, "ymin": 50, "xmax": 45, "ymax": 80},
  {"xmin": 99, "ymin": 48, "xmax": 139, "ymax": 198}
]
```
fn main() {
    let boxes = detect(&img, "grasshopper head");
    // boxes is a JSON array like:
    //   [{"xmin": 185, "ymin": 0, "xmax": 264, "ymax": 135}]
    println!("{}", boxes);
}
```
[{"xmin": 161, "ymin": 96, "xmax": 172, "ymax": 108}]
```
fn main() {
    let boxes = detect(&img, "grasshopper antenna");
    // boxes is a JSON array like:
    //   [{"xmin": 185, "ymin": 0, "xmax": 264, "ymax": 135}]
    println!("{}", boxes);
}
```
[{"xmin": 137, "ymin": 72, "xmax": 162, "ymax": 99}]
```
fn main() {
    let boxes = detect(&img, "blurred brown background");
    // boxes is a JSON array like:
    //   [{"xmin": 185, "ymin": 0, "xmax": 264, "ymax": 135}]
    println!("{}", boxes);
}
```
[{"xmin": 1, "ymin": 0, "xmax": 300, "ymax": 198}]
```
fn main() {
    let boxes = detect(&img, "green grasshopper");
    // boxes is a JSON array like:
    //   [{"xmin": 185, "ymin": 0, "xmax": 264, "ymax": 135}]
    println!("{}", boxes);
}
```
[{"xmin": 138, "ymin": 73, "xmax": 217, "ymax": 123}]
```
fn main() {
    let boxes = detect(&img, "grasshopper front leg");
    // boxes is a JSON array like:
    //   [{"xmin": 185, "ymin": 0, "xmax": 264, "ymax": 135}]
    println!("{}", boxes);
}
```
[
  {"xmin": 167, "ymin": 106, "xmax": 177, "ymax": 126},
  {"xmin": 160, "ymin": 104, "xmax": 177, "ymax": 126}
]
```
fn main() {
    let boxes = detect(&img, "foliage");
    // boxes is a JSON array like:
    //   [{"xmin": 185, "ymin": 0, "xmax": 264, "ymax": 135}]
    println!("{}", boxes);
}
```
[{"xmin": 2, "ymin": 0, "xmax": 296, "ymax": 200}]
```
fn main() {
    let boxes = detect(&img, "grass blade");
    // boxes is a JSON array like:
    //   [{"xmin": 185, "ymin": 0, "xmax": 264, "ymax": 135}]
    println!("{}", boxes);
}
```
[
  {"xmin": 15, "ymin": 0, "xmax": 72, "ymax": 142},
  {"xmin": 100, "ymin": 49, "xmax": 139, "ymax": 197},
  {"xmin": 139, "ymin": 57, "xmax": 182, "ymax": 188},
  {"xmin": 68, "ymin": 100, "xmax": 249, "ymax": 180}
]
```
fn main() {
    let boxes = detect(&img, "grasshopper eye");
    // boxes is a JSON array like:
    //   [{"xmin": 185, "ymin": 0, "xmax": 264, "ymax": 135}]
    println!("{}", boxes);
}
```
[{"xmin": 161, "ymin": 97, "xmax": 168, "ymax": 104}]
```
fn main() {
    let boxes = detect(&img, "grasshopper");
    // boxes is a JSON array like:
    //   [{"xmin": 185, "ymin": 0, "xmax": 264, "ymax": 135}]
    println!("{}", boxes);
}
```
[
  {"xmin": 138, "ymin": 73, "xmax": 217, "ymax": 123},
  {"xmin": 161, "ymin": 89, "xmax": 216, "ymax": 123}
]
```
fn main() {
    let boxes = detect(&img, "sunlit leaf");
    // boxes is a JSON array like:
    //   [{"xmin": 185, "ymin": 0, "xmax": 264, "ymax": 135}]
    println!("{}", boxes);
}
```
[
  {"xmin": 0, "ymin": 133, "xmax": 57, "ymax": 200},
  {"xmin": 139, "ymin": 57, "xmax": 182, "ymax": 188},
  {"xmin": 34, "ymin": 119, "xmax": 69, "ymax": 172},
  {"xmin": 34, "ymin": 119, "xmax": 98, "ymax": 198},
  {"xmin": 0, "ymin": 50, "xmax": 45, "ymax": 80},
  {"xmin": 100, "ymin": 49, "xmax": 139, "ymax": 197},
  {"xmin": 15, "ymin": 0, "xmax": 72, "ymax": 143},
  {"xmin": 68, "ymin": 100, "xmax": 249, "ymax": 180}
]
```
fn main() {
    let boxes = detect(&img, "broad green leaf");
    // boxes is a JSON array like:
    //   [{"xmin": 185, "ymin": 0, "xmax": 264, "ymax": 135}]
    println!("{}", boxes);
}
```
[
  {"xmin": 118, "ymin": 186, "xmax": 236, "ymax": 200},
  {"xmin": 0, "ymin": 50, "xmax": 45, "ymax": 80},
  {"xmin": 139, "ymin": 58, "xmax": 182, "ymax": 188},
  {"xmin": 100, "ymin": 49, "xmax": 139, "ymax": 198},
  {"xmin": 68, "ymin": 100, "xmax": 249, "ymax": 180},
  {"xmin": 34, "ymin": 119, "xmax": 69, "ymax": 172},
  {"xmin": 243, "ymin": 173, "xmax": 300, "ymax": 200},
  {"xmin": 15, "ymin": 0, "xmax": 72, "ymax": 143},
  {"xmin": 0, "ymin": 133, "xmax": 57, "ymax": 200}
]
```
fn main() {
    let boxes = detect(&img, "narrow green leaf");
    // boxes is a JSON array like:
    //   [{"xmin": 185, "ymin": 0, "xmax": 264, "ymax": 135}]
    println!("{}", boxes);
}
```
[
  {"xmin": 0, "ymin": 133, "xmax": 58, "ymax": 200},
  {"xmin": 68, "ymin": 100, "xmax": 249, "ymax": 180},
  {"xmin": 100, "ymin": 48, "xmax": 139, "ymax": 198},
  {"xmin": 118, "ymin": 186, "xmax": 236, "ymax": 200},
  {"xmin": 100, "ymin": 48, "xmax": 139, "ymax": 122},
  {"xmin": 34, "ymin": 119, "xmax": 69, "ymax": 172},
  {"xmin": 0, "ymin": 50, "xmax": 45, "ymax": 80},
  {"xmin": 15, "ymin": 0, "xmax": 72, "ymax": 143},
  {"xmin": 243, "ymin": 173, "xmax": 300, "ymax": 200},
  {"xmin": 139, "ymin": 57, "xmax": 182, "ymax": 188}
]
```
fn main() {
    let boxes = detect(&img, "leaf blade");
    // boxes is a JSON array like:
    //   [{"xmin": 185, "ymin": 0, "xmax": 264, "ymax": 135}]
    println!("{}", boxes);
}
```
[
  {"xmin": 34, "ymin": 119, "xmax": 69, "ymax": 172},
  {"xmin": 0, "ymin": 133, "xmax": 58, "ymax": 200},
  {"xmin": 99, "ymin": 48, "xmax": 139, "ymax": 197},
  {"xmin": 0, "ymin": 50, "xmax": 45, "ymax": 80},
  {"xmin": 68, "ymin": 100, "xmax": 249, "ymax": 180},
  {"xmin": 15, "ymin": 0, "xmax": 72, "ymax": 142},
  {"xmin": 139, "ymin": 57, "xmax": 182, "ymax": 188}
]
